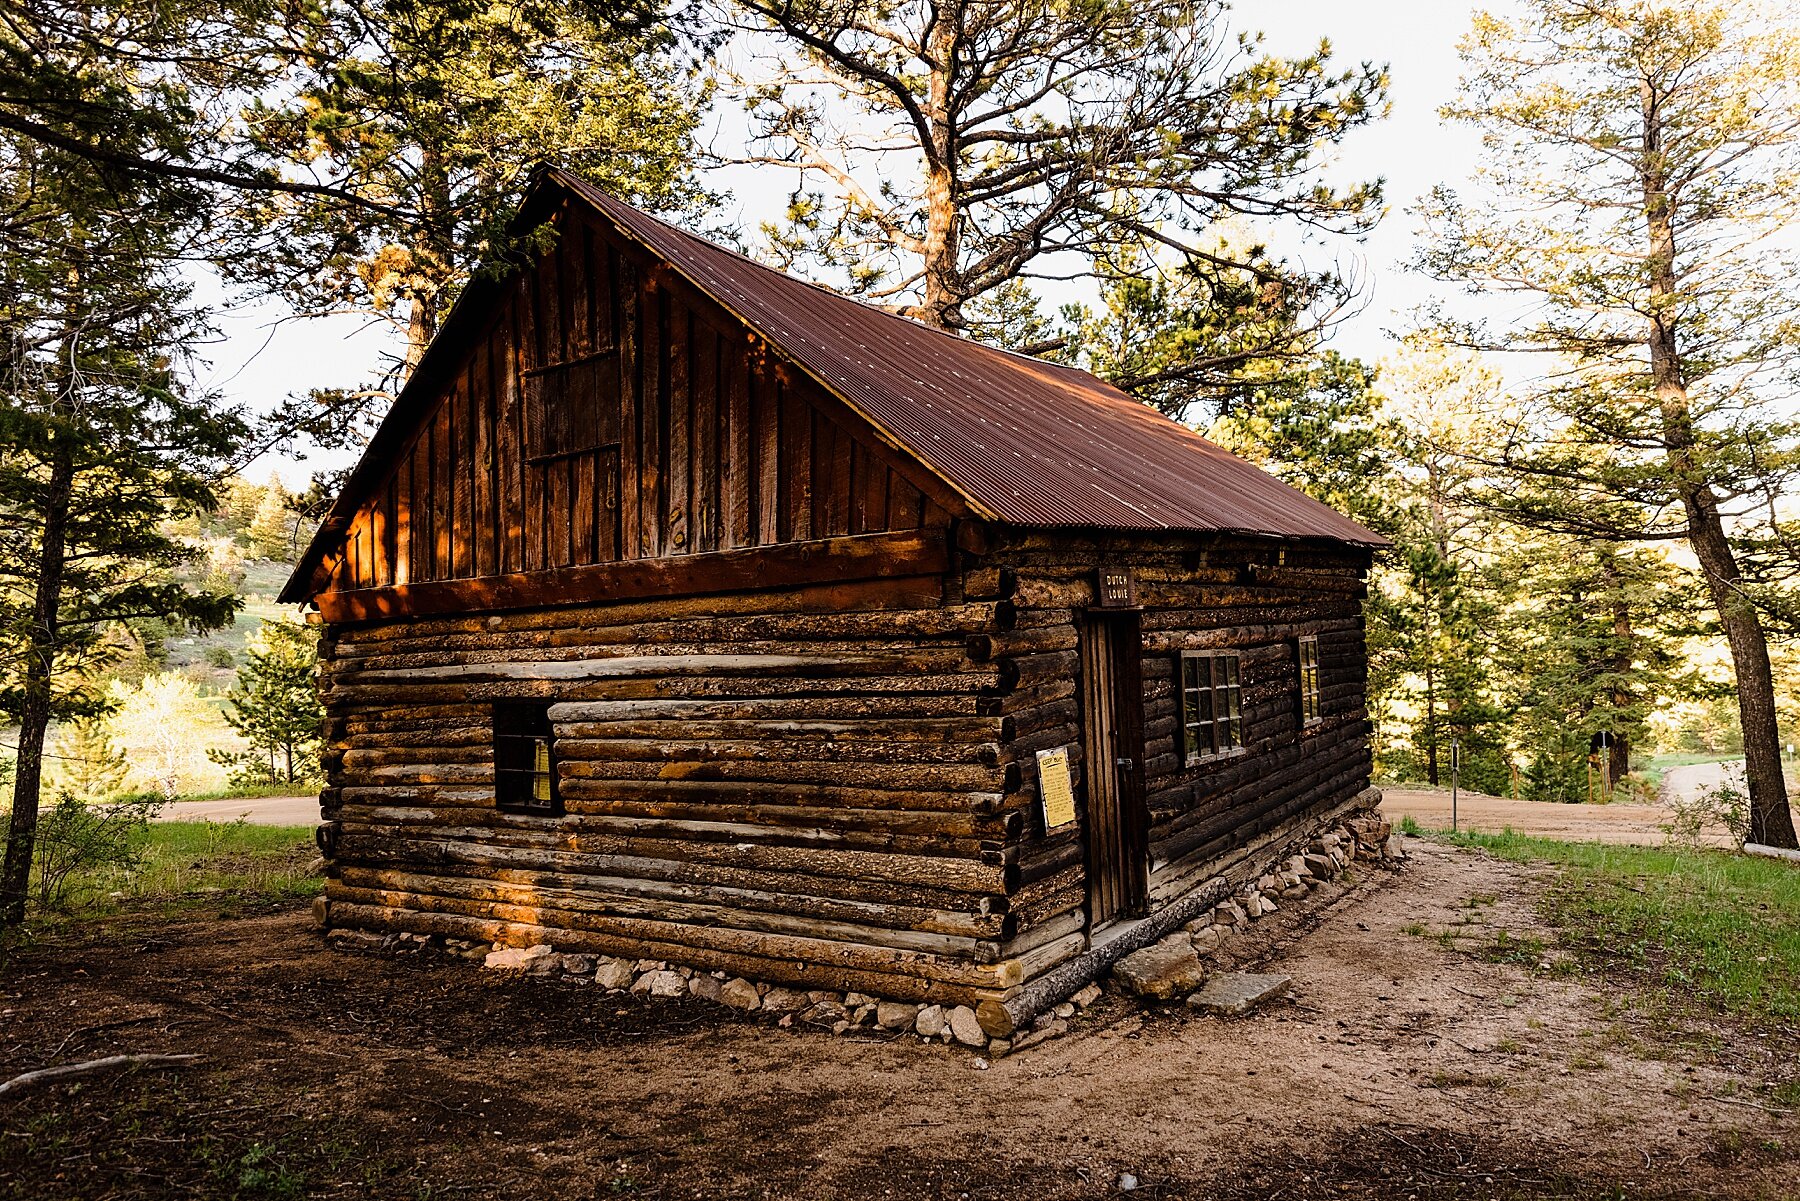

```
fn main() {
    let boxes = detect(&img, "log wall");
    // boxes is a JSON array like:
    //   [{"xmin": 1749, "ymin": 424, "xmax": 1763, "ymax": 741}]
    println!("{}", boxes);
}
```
[
  {"xmin": 988, "ymin": 532, "xmax": 1375, "ymax": 973},
  {"xmin": 314, "ymin": 530, "xmax": 1374, "ymax": 1007}
]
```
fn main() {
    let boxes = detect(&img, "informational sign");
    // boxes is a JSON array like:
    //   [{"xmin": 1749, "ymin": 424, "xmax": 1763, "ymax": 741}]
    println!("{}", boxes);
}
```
[
  {"xmin": 1095, "ymin": 566, "xmax": 1137, "ymax": 608},
  {"xmin": 1036, "ymin": 746, "xmax": 1078, "ymax": 830}
]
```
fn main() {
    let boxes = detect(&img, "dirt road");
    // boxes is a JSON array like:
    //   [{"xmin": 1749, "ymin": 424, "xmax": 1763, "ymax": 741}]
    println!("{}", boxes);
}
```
[
  {"xmin": 155, "ymin": 795, "xmax": 319, "ymax": 826},
  {"xmin": 1380, "ymin": 786, "xmax": 1696, "ymax": 845},
  {"xmin": 2, "ymin": 840, "xmax": 1791, "ymax": 1198}
]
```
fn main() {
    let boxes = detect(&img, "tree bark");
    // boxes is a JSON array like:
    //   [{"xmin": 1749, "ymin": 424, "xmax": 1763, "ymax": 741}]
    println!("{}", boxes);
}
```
[
  {"xmin": 914, "ymin": 8, "xmax": 964, "ymax": 331},
  {"xmin": 1639, "ymin": 81, "xmax": 1796, "ymax": 847},
  {"xmin": 0, "ymin": 434, "xmax": 76, "ymax": 924}
]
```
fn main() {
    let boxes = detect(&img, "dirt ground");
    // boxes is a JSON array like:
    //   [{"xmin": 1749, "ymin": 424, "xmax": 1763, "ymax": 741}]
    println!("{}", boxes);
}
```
[
  {"xmin": 1381, "ymin": 787, "xmax": 1709, "ymax": 845},
  {"xmin": 2, "ymin": 840, "xmax": 1795, "ymax": 1200}
]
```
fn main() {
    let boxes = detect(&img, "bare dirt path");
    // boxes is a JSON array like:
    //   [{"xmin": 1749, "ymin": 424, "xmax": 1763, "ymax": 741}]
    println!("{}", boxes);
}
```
[
  {"xmin": 1380, "ymin": 786, "xmax": 1696, "ymax": 845},
  {"xmin": 2, "ymin": 840, "xmax": 1792, "ymax": 1199}
]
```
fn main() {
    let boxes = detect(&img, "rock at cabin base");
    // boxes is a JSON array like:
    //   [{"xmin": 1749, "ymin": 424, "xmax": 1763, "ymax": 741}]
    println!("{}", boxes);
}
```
[
  {"xmin": 947, "ymin": 1005, "xmax": 987, "ymax": 1048},
  {"xmin": 760, "ymin": 986, "xmax": 809, "ymax": 1014},
  {"xmin": 914, "ymin": 1004, "xmax": 947, "ymax": 1038},
  {"xmin": 632, "ymin": 969, "xmax": 686, "ymax": 997},
  {"xmin": 1071, "ymin": 983, "xmax": 1103, "ymax": 1008},
  {"xmin": 719, "ymin": 978, "xmax": 761, "ymax": 1010},
  {"xmin": 484, "ymin": 944, "xmax": 556, "ymax": 972},
  {"xmin": 876, "ymin": 1001, "xmax": 920, "ymax": 1030},
  {"xmin": 559, "ymin": 954, "xmax": 595, "ymax": 977},
  {"xmin": 801, "ymin": 1001, "xmax": 850, "ymax": 1027},
  {"xmin": 1113, "ymin": 942, "xmax": 1206, "ymax": 1001},
  {"xmin": 1010, "ymin": 1019, "xmax": 1069, "ymax": 1053},
  {"xmin": 1052, "ymin": 1002, "xmax": 1077, "ymax": 1020},
  {"xmin": 688, "ymin": 973, "xmax": 724, "ymax": 1003},
  {"xmin": 1190, "ymin": 925, "xmax": 1223, "ymax": 955},
  {"xmin": 1186, "ymin": 972, "xmax": 1293, "ymax": 1016},
  {"xmin": 594, "ymin": 957, "xmax": 636, "ymax": 991}
]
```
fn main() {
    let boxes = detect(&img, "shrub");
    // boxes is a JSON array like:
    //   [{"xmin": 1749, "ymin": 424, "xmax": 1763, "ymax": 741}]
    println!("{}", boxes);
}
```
[
  {"xmin": 30, "ymin": 791, "xmax": 166, "ymax": 911},
  {"xmin": 1661, "ymin": 769, "xmax": 1750, "ymax": 850}
]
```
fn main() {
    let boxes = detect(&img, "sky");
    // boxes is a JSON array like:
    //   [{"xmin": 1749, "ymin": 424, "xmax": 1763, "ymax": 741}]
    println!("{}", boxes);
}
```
[{"xmin": 206, "ymin": 0, "xmax": 1490, "ymax": 485}]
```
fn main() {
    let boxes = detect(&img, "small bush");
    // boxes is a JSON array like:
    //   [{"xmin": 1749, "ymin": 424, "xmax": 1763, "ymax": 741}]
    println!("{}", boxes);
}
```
[
  {"xmin": 205, "ymin": 646, "xmax": 235, "ymax": 669},
  {"xmin": 1660, "ymin": 770, "xmax": 1750, "ymax": 850},
  {"xmin": 31, "ymin": 791, "xmax": 167, "ymax": 910}
]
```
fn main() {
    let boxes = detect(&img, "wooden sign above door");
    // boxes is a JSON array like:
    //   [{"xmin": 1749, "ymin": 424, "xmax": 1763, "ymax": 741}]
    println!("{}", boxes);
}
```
[{"xmin": 1095, "ymin": 566, "xmax": 1137, "ymax": 609}]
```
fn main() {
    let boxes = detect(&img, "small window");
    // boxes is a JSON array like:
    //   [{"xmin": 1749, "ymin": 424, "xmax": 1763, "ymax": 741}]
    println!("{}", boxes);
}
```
[
  {"xmin": 494, "ymin": 703, "xmax": 560, "ymax": 815},
  {"xmin": 1179, "ymin": 651, "xmax": 1244, "ymax": 764},
  {"xmin": 1298, "ymin": 636, "xmax": 1322, "ymax": 726},
  {"xmin": 523, "ymin": 352, "xmax": 622, "ymax": 460}
]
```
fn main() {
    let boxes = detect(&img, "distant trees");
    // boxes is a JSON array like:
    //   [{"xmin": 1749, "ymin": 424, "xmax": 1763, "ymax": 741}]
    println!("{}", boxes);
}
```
[
  {"xmin": 1418, "ymin": 0, "xmax": 1800, "ymax": 845},
  {"xmin": 210, "ymin": 620, "xmax": 323, "ymax": 788},
  {"xmin": 731, "ymin": 0, "xmax": 1386, "ymax": 378}
]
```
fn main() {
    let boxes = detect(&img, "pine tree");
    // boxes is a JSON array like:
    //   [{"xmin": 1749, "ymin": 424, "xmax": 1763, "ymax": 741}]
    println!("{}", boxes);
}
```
[
  {"xmin": 1418, "ymin": 0, "xmax": 1800, "ymax": 845},
  {"xmin": 210, "ymin": 620, "xmax": 322, "ymax": 788},
  {"xmin": 248, "ymin": 476, "xmax": 297, "ymax": 561},
  {"xmin": 47, "ymin": 717, "xmax": 129, "ymax": 801},
  {"xmin": 1503, "ymin": 541, "xmax": 1697, "ymax": 801},
  {"xmin": 732, "ymin": 1, "xmax": 1385, "ymax": 337},
  {"xmin": 244, "ymin": 0, "xmax": 709, "ymax": 453},
  {"xmin": 0, "ymin": 115, "xmax": 241, "ymax": 924}
]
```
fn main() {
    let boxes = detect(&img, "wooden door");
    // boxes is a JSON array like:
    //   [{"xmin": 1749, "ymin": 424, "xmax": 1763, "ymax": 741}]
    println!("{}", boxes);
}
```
[{"xmin": 1079, "ymin": 610, "xmax": 1148, "ymax": 930}]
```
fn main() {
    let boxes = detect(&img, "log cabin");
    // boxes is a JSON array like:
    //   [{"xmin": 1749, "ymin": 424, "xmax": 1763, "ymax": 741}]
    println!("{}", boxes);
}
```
[{"xmin": 282, "ymin": 167, "xmax": 1387, "ymax": 1031}]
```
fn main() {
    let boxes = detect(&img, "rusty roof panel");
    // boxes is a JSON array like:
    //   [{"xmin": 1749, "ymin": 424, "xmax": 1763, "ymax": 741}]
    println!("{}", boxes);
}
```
[{"xmin": 556, "ymin": 171, "xmax": 1385, "ymax": 548}]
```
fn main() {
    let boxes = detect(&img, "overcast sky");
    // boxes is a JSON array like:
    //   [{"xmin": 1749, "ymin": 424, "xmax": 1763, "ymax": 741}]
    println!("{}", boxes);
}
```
[{"xmin": 209, "ymin": 0, "xmax": 1489, "ymax": 484}]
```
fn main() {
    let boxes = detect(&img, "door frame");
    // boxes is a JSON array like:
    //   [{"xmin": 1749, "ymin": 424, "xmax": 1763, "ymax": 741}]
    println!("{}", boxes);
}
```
[{"xmin": 1078, "ymin": 608, "xmax": 1149, "ymax": 935}]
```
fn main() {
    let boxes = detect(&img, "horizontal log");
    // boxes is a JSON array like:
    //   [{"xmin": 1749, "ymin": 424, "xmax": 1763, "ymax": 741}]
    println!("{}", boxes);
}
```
[
  {"xmin": 318, "ymin": 529, "xmax": 951, "ymax": 622},
  {"xmin": 337, "ymin": 829, "xmax": 998, "ymax": 911},
  {"xmin": 326, "ymin": 903, "xmax": 998, "ymax": 1005},
  {"xmin": 334, "ymin": 818, "xmax": 1007, "ymax": 892},
  {"xmin": 331, "ymin": 868, "xmax": 1006, "ymax": 953},
  {"xmin": 324, "ymin": 900, "xmax": 1018, "ymax": 993}
]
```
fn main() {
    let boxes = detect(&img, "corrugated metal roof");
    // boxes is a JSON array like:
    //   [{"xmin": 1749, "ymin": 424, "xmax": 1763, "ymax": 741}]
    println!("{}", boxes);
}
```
[{"xmin": 555, "ymin": 171, "xmax": 1383, "ymax": 547}]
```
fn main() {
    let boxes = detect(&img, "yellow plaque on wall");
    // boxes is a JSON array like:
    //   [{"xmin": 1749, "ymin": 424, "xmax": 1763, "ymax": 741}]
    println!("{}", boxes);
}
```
[{"xmin": 1036, "ymin": 746, "xmax": 1077, "ymax": 830}]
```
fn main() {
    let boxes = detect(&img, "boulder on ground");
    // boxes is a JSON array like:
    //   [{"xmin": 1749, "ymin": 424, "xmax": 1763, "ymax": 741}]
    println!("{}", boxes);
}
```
[
  {"xmin": 594, "ymin": 957, "xmax": 636, "ymax": 990},
  {"xmin": 1112, "ymin": 942, "xmax": 1206, "ymax": 1001},
  {"xmin": 760, "ymin": 986, "xmax": 809, "ymax": 1013},
  {"xmin": 632, "ymin": 969, "xmax": 685, "ymax": 997},
  {"xmin": 914, "ymin": 1004, "xmax": 947, "ymax": 1038},
  {"xmin": 801, "ymin": 1000, "xmax": 850, "ymax": 1027},
  {"xmin": 1186, "ymin": 972, "xmax": 1293, "ymax": 1016},
  {"xmin": 689, "ymin": 974, "xmax": 724, "ymax": 1003},
  {"xmin": 1070, "ymin": 982, "xmax": 1103, "ymax": 1008}
]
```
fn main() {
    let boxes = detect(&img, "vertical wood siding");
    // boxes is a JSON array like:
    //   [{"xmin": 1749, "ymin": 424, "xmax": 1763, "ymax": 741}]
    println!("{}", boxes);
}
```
[{"xmin": 323, "ymin": 204, "xmax": 944, "ymax": 595}]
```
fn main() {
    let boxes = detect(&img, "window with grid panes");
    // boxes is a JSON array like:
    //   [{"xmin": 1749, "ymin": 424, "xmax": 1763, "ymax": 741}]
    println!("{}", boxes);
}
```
[
  {"xmin": 494, "ymin": 703, "xmax": 561, "ymax": 815},
  {"xmin": 1179, "ymin": 651, "xmax": 1244, "ymax": 764},
  {"xmin": 1298, "ymin": 635, "xmax": 1322, "ymax": 726}
]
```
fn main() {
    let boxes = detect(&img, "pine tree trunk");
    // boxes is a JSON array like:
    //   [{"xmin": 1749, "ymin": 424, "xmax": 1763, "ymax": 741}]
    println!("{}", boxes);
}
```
[
  {"xmin": 915, "ymin": 8, "xmax": 964, "ymax": 332},
  {"xmin": 1640, "ymin": 86, "xmax": 1796, "ymax": 847},
  {"xmin": 0, "ymin": 437, "xmax": 76, "ymax": 925}
]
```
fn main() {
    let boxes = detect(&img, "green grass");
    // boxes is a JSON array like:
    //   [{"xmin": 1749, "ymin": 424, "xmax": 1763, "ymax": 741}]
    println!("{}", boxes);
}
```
[
  {"xmin": 1438, "ymin": 828, "xmax": 1800, "ymax": 1022},
  {"xmin": 39, "ymin": 820, "xmax": 321, "ymax": 919}
]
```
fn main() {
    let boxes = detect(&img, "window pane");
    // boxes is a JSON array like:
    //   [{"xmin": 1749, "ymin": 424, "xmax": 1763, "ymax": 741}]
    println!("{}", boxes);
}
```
[{"xmin": 533, "ymin": 738, "xmax": 552, "ymax": 802}]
